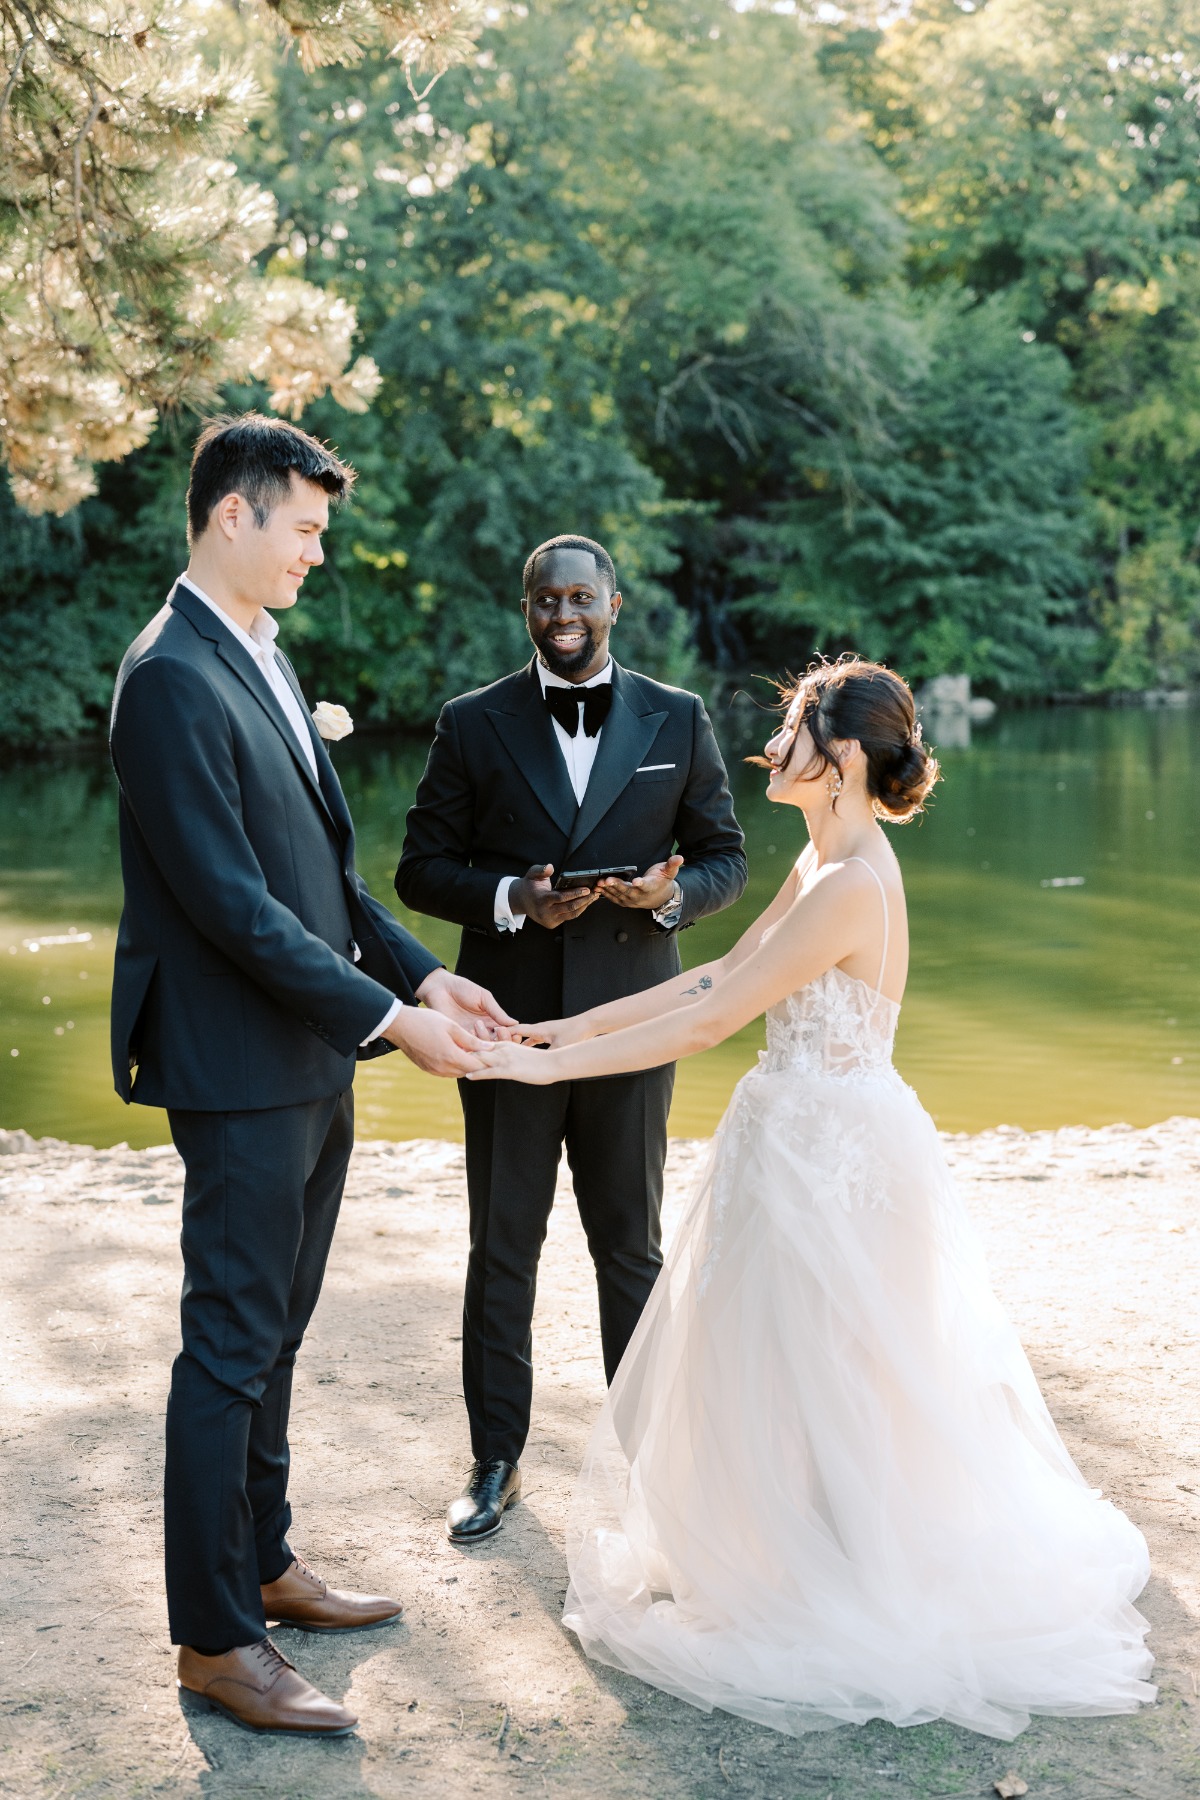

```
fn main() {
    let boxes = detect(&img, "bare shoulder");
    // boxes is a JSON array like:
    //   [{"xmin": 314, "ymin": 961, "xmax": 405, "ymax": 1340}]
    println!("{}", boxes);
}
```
[
  {"xmin": 767, "ymin": 850, "xmax": 902, "ymax": 948},
  {"xmin": 803, "ymin": 854, "xmax": 896, "ymax": 904}
]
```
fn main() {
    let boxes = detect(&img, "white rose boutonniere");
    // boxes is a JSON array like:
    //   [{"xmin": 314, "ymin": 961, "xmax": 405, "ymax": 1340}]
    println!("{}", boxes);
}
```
[{"xmin": 312, "ymin": 701, "xmax": 354, "ymax": 742}]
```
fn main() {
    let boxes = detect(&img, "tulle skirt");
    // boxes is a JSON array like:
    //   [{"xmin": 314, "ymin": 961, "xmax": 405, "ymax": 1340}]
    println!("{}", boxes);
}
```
[{"xmin": 563, "ymin": 1064, "xmax": 1154, "ymax": 1739}]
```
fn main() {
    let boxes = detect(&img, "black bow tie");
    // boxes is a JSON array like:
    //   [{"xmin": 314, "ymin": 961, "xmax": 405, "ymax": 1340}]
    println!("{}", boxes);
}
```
[{"xmin": 544, "ymin": 682, "xmax": 613, "ymax": 738}]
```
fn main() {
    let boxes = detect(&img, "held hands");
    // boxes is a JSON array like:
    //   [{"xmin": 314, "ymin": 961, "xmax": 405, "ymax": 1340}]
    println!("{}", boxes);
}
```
[
  {"xmin": 596, "ymin": 854, "xmax": 684, "ymax": 910},
  {"xmin": 386, "ymin": 970, "xmax": 519, "ymax": 1077},
  {"xmin": 464, "ymin": 1041, "xmax": 559, "ymax": 1084},
  {"xmin": 507, "ymin": 1014, "xmax": 591, "ymax": 1049},
  {"xmin": 415, "ymin": 968, "xmax": 517, "ymax": 1041},
  {"xmin": 469, "ymin": 1006, "xmax": 592, "ymax": 1074},
  {"xmin": 381, "ymin": 1006, "xmax": 486, "ymax": 1077}
]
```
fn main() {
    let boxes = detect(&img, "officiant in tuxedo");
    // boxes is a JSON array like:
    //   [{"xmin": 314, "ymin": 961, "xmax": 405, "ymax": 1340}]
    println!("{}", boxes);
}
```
[
  {"xmin": 109, "ymin": 415, "xmax": 510, "ymax": 1737},
  {"xmin": 397, "ymin": 535, "xmax": 747, "ymax": 1543}
]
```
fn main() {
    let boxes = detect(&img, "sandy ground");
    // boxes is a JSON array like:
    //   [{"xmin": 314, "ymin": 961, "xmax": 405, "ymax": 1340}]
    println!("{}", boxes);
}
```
[{"xmin": 2, "ymin": 1118, "xmax": 1200, "ymax": 1800}]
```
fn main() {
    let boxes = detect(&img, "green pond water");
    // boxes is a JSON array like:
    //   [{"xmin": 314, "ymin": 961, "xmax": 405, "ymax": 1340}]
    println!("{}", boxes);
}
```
[{"xmin": 1, "ymin": 705, "xmax": 1197, "ymax": 1148}]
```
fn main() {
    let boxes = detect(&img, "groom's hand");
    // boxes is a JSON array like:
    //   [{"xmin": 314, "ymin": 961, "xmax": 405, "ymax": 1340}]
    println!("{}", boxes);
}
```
[
  {"xmin": 415, "ymin": 969, "xmax": 516, "ymax": 1041},
  {"xmin": 381, "ymin": 1006, "xmax": 486, "ymax": 1076},
  {"xmin": 509, "ymin": 864, "xmax": 597, "ymax": 929},
  {"xmin": 596, "ymin": 855, "xmax": 684, "ymax": 910}
]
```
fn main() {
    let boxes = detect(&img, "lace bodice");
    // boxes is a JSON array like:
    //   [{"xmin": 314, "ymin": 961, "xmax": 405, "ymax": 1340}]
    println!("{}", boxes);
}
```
[
  {"xmin": 761, "ymin": 965, "xmax": 898, "ymax": 1078},
  {"xmin": 758, "ymin": 855, "xmax": 899, "ymax": 1080}
]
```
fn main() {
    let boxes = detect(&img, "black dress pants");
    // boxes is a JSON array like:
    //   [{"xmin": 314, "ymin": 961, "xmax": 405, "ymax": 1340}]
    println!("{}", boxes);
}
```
[
  {"xmin": 163, "ymin": 1090, "xmax": 353, "ymax": 1649},
  {"xmin": 459, "ymin": 1065, "xmax": 674, "ymax": 1465}
]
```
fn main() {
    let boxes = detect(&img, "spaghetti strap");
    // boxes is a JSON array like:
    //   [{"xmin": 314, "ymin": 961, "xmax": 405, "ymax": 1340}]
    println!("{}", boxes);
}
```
[{"xmin": 846, "ymin": 857, "xmax": 889, "ymax": 999}]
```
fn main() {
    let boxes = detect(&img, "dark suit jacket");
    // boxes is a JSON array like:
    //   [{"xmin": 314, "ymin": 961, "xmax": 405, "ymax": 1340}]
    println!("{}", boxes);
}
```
[
  {"xmin": 396, "ymin": 659, "xmax": 747, "ymax": 1023},
  {"xmin": 109, "ymin": 582, "xmax": 441, "ymax": 1112}
]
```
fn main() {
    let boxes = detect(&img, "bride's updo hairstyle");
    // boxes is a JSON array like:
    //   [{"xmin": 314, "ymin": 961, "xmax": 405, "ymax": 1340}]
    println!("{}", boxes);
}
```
[{"xmin": 754, "ymin": 656, "xmax": 940, "ymax": 822}]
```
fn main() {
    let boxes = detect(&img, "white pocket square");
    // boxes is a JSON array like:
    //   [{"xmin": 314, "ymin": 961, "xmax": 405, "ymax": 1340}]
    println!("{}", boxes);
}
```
[{"xmin": 636, "ymin": 763, "xmax": 676, "ymax": 772}]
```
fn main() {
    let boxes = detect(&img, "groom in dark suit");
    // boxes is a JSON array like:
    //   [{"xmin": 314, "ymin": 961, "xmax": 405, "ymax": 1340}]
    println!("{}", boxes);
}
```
[
  {"xmin": 109, "ymin": 415, "xmax": 509, "ymax": 1735},
  {"xmin": 397, "ymin": 535, "xmax": 747, "ymax": 1542}
]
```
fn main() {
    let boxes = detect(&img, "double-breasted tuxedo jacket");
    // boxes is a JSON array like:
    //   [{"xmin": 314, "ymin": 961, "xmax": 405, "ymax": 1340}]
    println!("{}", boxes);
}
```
[
  {"xmin": 109, "ymin": 580, "xmax": 440, "ymax": 1650},
  {"xmin": 397, "ymin": 657, "xmax": 747, "ymax": 1463},
  {"xmin": 397, "ymin": 658, "xmax": 746, "ymax": 1015}
]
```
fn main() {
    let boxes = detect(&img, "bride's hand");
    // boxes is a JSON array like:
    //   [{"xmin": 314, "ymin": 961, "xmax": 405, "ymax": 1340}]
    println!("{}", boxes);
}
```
[
  {"xmin": 463, "ymin": 1042, "xmax": 560, "ymax": 1084},
  {"xmin": 508, "ymin": 1015, "xmax": 589, "ymax": 1049}
]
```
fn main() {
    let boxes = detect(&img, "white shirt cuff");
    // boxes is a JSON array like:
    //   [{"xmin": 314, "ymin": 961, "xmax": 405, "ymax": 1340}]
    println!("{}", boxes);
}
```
[
  {"xmin": 495, "ymin": 875, "xmax": 526, "ymax": 932},
  {"xmin": 362, "ymin": 997, "xmax": 402, "ymax": 1046}
]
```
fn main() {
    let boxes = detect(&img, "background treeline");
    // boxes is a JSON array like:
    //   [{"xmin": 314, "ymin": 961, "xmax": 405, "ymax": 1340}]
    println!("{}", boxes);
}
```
[{"xmin": 4, "ymin": 0, "xmax": 1200, "ymax": 745}]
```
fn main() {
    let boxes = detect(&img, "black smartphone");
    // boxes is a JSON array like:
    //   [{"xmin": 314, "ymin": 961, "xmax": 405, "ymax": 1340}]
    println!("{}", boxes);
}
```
[{"xmin": 554, "ymin": 866, "xmax": 638, "ymax": 891}]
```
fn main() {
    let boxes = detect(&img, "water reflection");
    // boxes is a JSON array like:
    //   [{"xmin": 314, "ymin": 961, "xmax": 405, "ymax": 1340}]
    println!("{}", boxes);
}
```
[{"xmin": 1, "ymin": 706, "xmax": 1196, "ymax": 1146}]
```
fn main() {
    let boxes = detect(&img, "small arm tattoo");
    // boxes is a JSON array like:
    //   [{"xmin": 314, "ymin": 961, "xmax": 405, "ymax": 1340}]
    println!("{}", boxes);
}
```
[{"xmin": 681, "ymin": 974, "xmax": 714, "ymax": 996}]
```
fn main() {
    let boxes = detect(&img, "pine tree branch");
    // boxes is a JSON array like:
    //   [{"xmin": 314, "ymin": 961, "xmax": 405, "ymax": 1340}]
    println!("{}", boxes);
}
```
[
  {"xmin": 0, "ymin": 26, "xmax": 31, "ymax": 127},
  {"xmin": 72, "ymin": 91, "xmax": 103, "ymax": 267},
  {"xmin": 0, "ymin": 0, "xmax": 479, "ymax": 510}
]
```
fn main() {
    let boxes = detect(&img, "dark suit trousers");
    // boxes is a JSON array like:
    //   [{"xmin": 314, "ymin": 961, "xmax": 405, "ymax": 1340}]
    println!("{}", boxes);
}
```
[
  {"xmin": 163, "ymin": 1092, "xmax": 353, "ymax": 1648},
  {"xmin": 459, "ymin": 1066, "xmax": 674, "ymax": 1464}
]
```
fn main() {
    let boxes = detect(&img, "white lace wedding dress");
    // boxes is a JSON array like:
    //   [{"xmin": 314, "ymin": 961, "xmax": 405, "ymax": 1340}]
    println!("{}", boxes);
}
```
[{"xmin": 563, "ymin": 861, "xmax": 1154, "ymax": 1740}]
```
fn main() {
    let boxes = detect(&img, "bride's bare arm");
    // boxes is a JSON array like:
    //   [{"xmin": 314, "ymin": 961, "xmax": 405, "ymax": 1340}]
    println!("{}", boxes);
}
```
[
  {"xmin": 722, "ymin": 846, "xmax": 813, "ymax": 973},
  {"xmin": 473, "ymin": 860, "xmax": 873, "ymax": 1083},
  {"xmin": 516, "ymin": 859, "xmax": 807, "ymax": 1047}
]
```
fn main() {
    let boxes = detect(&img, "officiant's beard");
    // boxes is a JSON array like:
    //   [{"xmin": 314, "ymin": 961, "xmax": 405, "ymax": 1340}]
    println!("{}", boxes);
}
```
[{"xmin": 537, "ymin": 618, "xmax": 606, "ymax": 680}]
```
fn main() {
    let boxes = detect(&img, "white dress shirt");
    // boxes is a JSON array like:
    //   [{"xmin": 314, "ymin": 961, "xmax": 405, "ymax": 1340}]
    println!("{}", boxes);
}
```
[
  {"xmin": 540, "ymin": 657, "xmax": 614, "ymax": 804},
  {"xmin": 179, "ymin": 575, "xmax": 319, "ymax": 778},
  {"xmin": 494, "ymin": 658, "xmax": 681, "ymax": 933},
  {"xmin": 494, "ymin": 661, "xmax": 613, "ymax": 932},
  {"xmin": 177, "ymin": 575, "xmax": 401, "ymax": 1044}
]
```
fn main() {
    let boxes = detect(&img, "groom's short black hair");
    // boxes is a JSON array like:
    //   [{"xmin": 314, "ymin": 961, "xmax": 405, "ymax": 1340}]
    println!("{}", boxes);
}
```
[
  {"xmin": 523, "ymin": 534, "xmax": 617, "ymax": 596},
  {"xmin": 187, "ymin": 413, "xmax": 355, "ymax": 542}
]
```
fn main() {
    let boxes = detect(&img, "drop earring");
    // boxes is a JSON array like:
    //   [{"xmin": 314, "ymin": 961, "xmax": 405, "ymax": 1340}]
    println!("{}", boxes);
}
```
[{"xmin": 827, "ymin": 769, "xmax": 843, "ymax": 801}]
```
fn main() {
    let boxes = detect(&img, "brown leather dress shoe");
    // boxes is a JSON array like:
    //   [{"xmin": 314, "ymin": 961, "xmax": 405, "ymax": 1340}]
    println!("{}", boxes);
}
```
[
  {"xmin": 260, "ymin": 1554, "xmax": 403, "ymax": 1632},
  {"xmin": 177, "ymin": 1638, "xmax": 357, "ymax": 1735}
]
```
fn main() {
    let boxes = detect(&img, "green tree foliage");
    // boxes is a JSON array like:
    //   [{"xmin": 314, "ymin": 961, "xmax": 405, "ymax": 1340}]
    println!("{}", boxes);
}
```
[
  {"xmin": 11, "ymin": 0, "xmax": 1200, "ymax": 745},
  {"xmin": 734, "ymin": 292, "xmax": 1090, "ymax": 691},
  {"xmin": 834, "ymin": 0, "xmax": 1200, "ymax": 689},
  {"xmin": 0, "ymin": 427, "xmax": 192, "ymax": 742},
  {"xmin": 252, "ymin": 0, "xmax": 1090, "ymax": 709},
  {"xmin": 236, "ymin": 0, "xmax": 927, "ymax": 713}
]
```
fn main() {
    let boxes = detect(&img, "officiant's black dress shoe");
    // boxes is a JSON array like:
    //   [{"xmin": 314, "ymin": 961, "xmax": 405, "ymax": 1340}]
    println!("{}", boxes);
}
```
[{"xmin": 446, "ymin": 1459, "xmax": 521, "ymax": 1544}]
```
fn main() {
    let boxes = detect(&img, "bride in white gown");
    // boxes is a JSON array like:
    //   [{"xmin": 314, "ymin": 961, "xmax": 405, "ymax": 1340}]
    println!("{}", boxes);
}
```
[{"xmin": 468, "ymin": 656, "xmax": 1154, "ymax": 1741}]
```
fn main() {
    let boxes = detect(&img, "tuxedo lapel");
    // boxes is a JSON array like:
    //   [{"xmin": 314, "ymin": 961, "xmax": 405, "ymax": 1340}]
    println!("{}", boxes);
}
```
[
  {"xmin": 485, "ymin": 664, "xmax": 578, "ymax": 837},
  {"xmin": 566, "ymin": 665, "xmax": 667, "ymax": 859},
  {"xmin": 170, "ymin": 584, "xmax": 339, "ymax": 835},
  {"xmin": 275, "ymin": 653, "xmax": 353, "ymax": 845}
]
